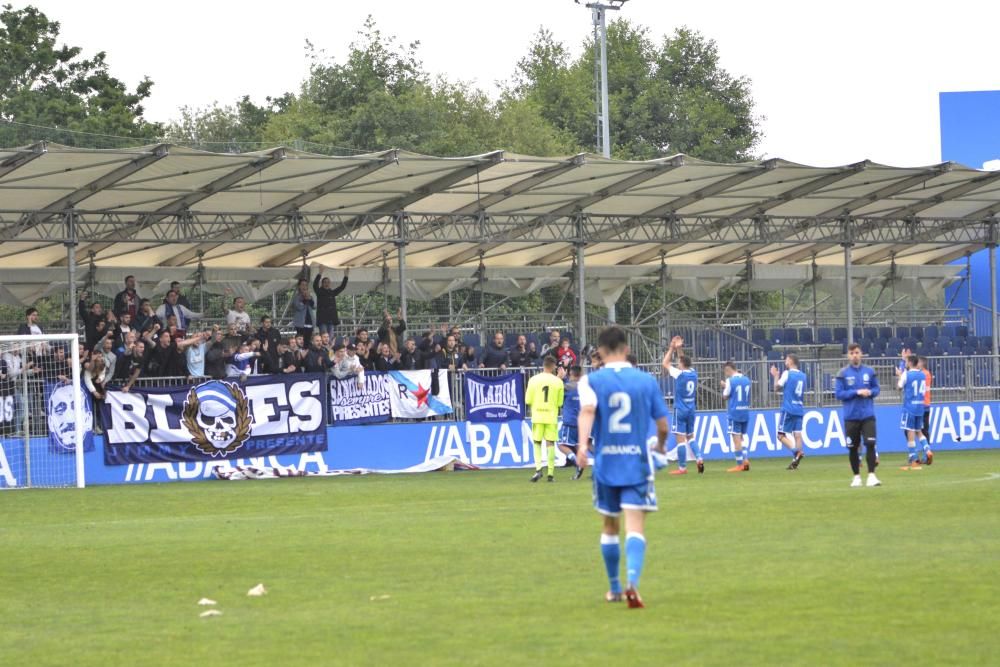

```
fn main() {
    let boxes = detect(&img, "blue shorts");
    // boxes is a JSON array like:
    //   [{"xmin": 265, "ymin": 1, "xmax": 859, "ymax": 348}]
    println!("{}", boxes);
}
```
[
  {"xmin": 558, "ymin": 424, "xmax": 578, "ymax": 447},
  {"xmin": 779, "ymin": 412, "xmax": 803, "ymax": 435},
  {"xmin": 728, "ymin": 418, "xmax": 748, "ymax": 435},
  {"xmin": 674, "ymin": 410, "xmax": 695, "ymax": 436},
  {"xmin": 900, "ymin": 412, "xmax": 924, "ymax": 432},
  {"xmin": 593, "ymin": 478, "xmax": 658, "ymax": 516}
]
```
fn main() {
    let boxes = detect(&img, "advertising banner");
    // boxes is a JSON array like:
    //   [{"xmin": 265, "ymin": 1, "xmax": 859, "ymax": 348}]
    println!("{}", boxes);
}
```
[{"xmin": 387, "ymin": 369, "xmax": 453, "ymax": 418}]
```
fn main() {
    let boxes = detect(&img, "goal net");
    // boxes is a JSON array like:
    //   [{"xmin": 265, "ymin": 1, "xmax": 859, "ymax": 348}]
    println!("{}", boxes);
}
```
[{"xmin": 0, "ymin": 334, "xmax": 87, "ymax": 488}]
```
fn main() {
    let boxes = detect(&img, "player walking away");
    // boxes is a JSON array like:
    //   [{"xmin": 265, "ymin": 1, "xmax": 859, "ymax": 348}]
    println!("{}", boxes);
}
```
[
  {"xmin": 662, "ymin": 336, "xmax": 702, "ymax": 474},
  {"xmin": 917, "ymin": 357, "xmax": 934, "ymax": 465},
  {"xmin": 835, "ymin": 343, "xmax": 881, "ymax": 487},
  {"xmin": 721, "ymin": 362, "xmax": 751, "ymax": 472},
  {"xmin": 770, "ymin": 353, "xmax": 807, "ymax": 469},
  {"xmin": 897, "ymin": 354, "xmax": 927, "ymax": 471},
  {"xmin": 558, "ymin": 366, "xmax": 587, "ymax": 480},
  {"xmin": 526, "ymin": 356, "xmax": 565, "ymax": 482},
  {"xmin": 577, "ymin": 326, "xmax": 670, "ymax": 609}
]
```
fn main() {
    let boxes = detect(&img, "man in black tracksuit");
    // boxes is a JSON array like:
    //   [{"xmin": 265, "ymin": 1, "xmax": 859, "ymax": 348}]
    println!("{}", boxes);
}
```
[
  {"xmin": 834, "ymin": 343, "xmax": 882, "ymax": 488},
  {"xmin": 313, "ymin": 267, "xmax": 349, "ymax": 337}
]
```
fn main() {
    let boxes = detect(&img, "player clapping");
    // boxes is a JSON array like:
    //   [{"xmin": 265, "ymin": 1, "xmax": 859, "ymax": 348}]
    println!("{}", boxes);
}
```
[
  {"xmin": 721, "ymin": 361, "xmax": 751, "ymax": 472},
  {"xmin": 662, "ymin": 336, "xmax": 702, "ymax": 475},
  {"xmin": 770, "ymin": 354, "xmax": 807, "ymax": 470}
]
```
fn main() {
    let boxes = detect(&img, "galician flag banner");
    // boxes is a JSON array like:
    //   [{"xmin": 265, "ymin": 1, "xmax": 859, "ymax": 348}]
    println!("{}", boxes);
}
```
[{"xmin": 388, "ymin": 370, "xmax": 453, "ymax": 418}]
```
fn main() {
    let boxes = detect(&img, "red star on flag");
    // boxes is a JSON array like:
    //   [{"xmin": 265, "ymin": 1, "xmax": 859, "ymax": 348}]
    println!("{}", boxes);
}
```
[{"xmin": 413, "ymin": 383, "xmax": 430, "ymax": 408}]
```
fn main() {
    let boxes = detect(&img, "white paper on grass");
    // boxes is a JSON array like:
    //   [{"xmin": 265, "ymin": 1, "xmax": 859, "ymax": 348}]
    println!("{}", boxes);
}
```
[
  {"xmin": 197, "ymin": 598, "xmax": 217, "ymax": 606},
  {"xmin": 199, "ymin": 610, "xmax": 223, "ymax": 618},
  {"xmin": 247, "ymin": 583, "xmax": 267, "ymax": 597}
]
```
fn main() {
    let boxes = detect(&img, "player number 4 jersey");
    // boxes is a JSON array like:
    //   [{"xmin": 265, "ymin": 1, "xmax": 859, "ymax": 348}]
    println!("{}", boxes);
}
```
[
  {"xmin": 777, "ymin": 369, "xmax": 806, "ymax": 416},
  {"xmin": 578, "ymin": 362, "xmax": 669, "ymax": 487}
]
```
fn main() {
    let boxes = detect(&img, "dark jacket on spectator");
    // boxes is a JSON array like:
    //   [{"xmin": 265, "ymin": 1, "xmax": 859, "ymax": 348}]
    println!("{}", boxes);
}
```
[
  {"xmin": 16, "ymin": 322, "xmax": 42, "ymax": 336},
  {"xmin": 277, "ymin": 350, "xmax": 299, "ymax": 373},
  {"xmin": 302, "ymin": 347, "xmax": 331, "ymax": 374},
  {"xmin": 509, "ymin": 345, "xmax": 539, "ymax": 368},
  {"xmin": 377, "ymin": 319, "xmax": 406, "ymax": 351},
  {"xmin": 205, "ymin": 343, "xmax": 227, "ymax": 380},
  {"xmin": 374, "ymin": 354, "xmax": 400, "ymax": 372},
  {"xmin": 399, "ymin": 348, "xmax": 424, "ymax": 370},
  {"xmin": 480, "ymin": 343, "xmax": 510, "ymax": 369},
  {"xmin": 78, "ymin": 299, "xmax": 104, "ymax": 350},
  {"xmin": 313, "ymin": 273, "xmax": 348, "ymax": 326},
  {"xmin": 146, "ymin": 341, "xmax": 187, "ymax": 377},
  {"xmin": 113, "ymin": 288, "xmax": 140, "ymax": 319}
]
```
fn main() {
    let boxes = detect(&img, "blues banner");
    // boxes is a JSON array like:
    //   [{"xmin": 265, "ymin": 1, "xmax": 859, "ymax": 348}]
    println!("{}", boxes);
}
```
[
  {"xmin": 329, "ymin": 373, "xmax": 392, "ymax": 425},
  {"xmin": 44, "ymin": 381, "xmax": 95, "ymax": 454},
  {"xmin": 463, "ymin": 372, "xmax": 525, "ymax": 422},
  {"xmin": 101, "ymin": 373, "xmax": 328, "ymax": 464},
  {"xmin": 0, "ymin": 380, "xmax": 15, "ymax": 436}
]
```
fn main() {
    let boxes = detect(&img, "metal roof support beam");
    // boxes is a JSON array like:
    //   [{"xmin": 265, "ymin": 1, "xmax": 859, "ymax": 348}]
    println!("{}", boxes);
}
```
[
  {"xmin": 61, "ymin": 146, "xmax": 286, "ymax": 265},
  {"xmin": 160, "ymin": 150, "xmax": 398, "ymax": 267},
  {"xmin": 620, "ymin": 161, "xmax": 870, "ymax": 265},
  {"xmin": 0, "ymin": 142, "xmax": 47, "ymax": 179},
  {"xmin": 531, "ymin": 163, "xmax": 770, "ymax": 266},
  {"xmin": 880, "ymin": 170, "xmax": 1000, "ymax": 219},
  {"xmin": 437, "ymin": 156, "xmax": 685, "ymax": 267},
  {"xmin": 261, "ymin": 151, "xmax": 505, "ymax": 267},
  {"xmin": 349, "ymin": 153, "xmax": 586, "ymax": 267}
]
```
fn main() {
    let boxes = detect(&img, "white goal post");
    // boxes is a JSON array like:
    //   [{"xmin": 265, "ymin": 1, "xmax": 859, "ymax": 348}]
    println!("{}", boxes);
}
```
[{"xmin": 0, "ymin": 334, "xmax": 86, "ymax": 489}]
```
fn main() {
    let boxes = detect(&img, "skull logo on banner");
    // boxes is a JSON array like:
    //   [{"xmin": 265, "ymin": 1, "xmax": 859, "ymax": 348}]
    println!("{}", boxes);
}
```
[{"xmin": 181, "ymin": 380, "xmax": 251, "ymax": 457}]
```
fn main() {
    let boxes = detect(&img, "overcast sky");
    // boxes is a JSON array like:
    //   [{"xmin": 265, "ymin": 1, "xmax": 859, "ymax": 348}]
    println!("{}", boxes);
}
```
[{"xmin": 27, "ymin": 0, "xmax": 1000, "ymax": 167}]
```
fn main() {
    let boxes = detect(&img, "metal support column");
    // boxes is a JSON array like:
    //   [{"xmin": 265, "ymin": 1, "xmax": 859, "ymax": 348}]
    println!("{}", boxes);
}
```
[
  {"xmin": 576, "ymin": 237, "xmax": 587, "ymax": 350},
  {"xmin": 990, "ymin": 241, "xmax": 998, "ymax": 359},
  {"xmin": 811, "ymin": 254, "xmax": 818, "ymax": 342},
  {"xmin": 608, "ymin": 303, "xmax": 616, "ymax": 324},
  {"xmin": 745, "ymin": 253, "xmax": 753, "ymax": 330},
  {"xmin": 396, "ymin": 214, "xmax": 408, "ymax": 320},
  {"xmin": 66, "ymin": 211, "xmax": 78, "ymax": 338},
  {"xmin": 844, "ymin": 242, "xmax": 855, "ymax": 345},
  {"xmin": 966, "ymin": 252, "xmax": 973, "ymax": 330}
]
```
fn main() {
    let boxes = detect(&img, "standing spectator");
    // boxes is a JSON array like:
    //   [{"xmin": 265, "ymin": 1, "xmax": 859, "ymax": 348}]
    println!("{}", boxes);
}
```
[
  {"xmin": 82, "ymin": 354, "xmax": 108, "ymax": 434},
  {"xmin": 113, "ymin": 332, "xmax": 138, "ymax": 382},
  {"xmin": 377, "ymin": 309, "xmax": 406, "ymax": 354},
  {"xmin": 225, "ymin": 342, "xmax": 261, "ymax": 380},
  {"xmin": 354, "ymin": 340, "xmax": 375, "ymax": 371},
  {"xmin": 155, "ymin": 290, "xmax": 202, "ymax": 337},
  {"xmin": 222, "ymin": 322, "xmax": 245, "ymax": 353},
  {"xmin": 256, "ymin": 316, "xmax": 281, "ymax": 370},
  {"xmin": 120, "ymin": 341, "xmax": 148, "ymax": 393},
  {"xmin": 185, "ymin": 330, "xmax": 212, "ymax": 379},
  {"xmin": 100, "ymin": 336, "xmax": 117, "ymax": 381},
  {"xmin": 461, "ymin": 345, "xmax": 480, "ymax": 370},
  {"xmin": 399, "ymin": 338, "xmax": 424, "ymax": 370},
  {"xmin": 204, "ymin": 331, "xmax": 227, "ymax": 380},
  {"xmin": 344, "ymin": 343, "xmax": 370, "ymax": 375},
  {"xmin": 509, "ymin": 335, "xmax": 538, "ymax": 368},
  {"xmin": 113, "ymin": 312, "xmax": 134, "ymax": 347},
  {"xmin": 134, "ymin": 299, "xmax": 158, "ymax": 334},
  {"xmin": 556, "ymin": 338, "xmax": 578, "ymax": 369},
  {"xmin": 292, "ymin": 279, "xmax": 316, "ymax": 342},
  {"xmin": 332, "ymin": 344, "xmax": 365, "ymax": 386},
  {"xmin": 16, "ymin": 306, "xmax": 44, "ymax": 337},
  {"xmin": 430, "ymin": 335, "xmax": 462, "ymax": 371},
  {"xmin": 142, "ymin": 330, "xmax": 199, "ymax": 377},
  {"xmin": 541, "ymin": 329, "xmax": 561, "ymax": 356},
  {"xmin": 77, "ymin": 293, "xmax": 106, "ymax": 349},
  {"xmin": 374, "ymin": 342, "xmax": 401, "ymax": 371},
  {"xmin": 113, "ymin": 275, "xmax": 141, "ymax": 319},
  {"xmin": 480, "ymin": 331, "xmax": 510, "ymax": 369},
  {"xmin": 312, "ymin": 265, "xmax": 349, "ymax": 336},
  {"xmin": 42, "ymin": 346, "xmax": 74, "ymax": 383},
  {"xmin": 168, "ymin": 281, "xmax": 193, "ymax": 310},
  {"xmin": 302, "ymin": 334, "xmax": 331, "ymax": 374},
  {"xmin": 226, "ymin": 297, "xmax": 252, "ymax": 334},
  {"xmin": 275, "ymin": 340, "xmax": 299, "ymax": 374},
  {"xmin": 355, "ymin": 327, "xmax": 371, "ymax": 347}
]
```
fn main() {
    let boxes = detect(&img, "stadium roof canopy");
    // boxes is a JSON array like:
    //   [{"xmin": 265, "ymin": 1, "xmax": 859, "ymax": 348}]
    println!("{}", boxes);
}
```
[{"xmin": 1, "ymin": 143, "xmax": 999, "ymax": 293}]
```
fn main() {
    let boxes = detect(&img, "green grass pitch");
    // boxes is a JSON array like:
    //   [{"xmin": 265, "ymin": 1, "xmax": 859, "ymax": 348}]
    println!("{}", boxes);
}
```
[{"xmin": 3, "ymin": 450, "xmax": 999, "ymax": 666}]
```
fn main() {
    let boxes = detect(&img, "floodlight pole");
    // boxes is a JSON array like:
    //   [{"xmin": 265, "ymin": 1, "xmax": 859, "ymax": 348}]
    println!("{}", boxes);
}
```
[
  {"xmin": 579, "ymin": 1, "xmax": 627, "ymax": 158},
  {"xmin": 842, "ymin": 217, "xmax": 855, "ymax": 345},
  {"xmin": 65, "ymin": 210, "xmax": 78, "ymax": 338}
]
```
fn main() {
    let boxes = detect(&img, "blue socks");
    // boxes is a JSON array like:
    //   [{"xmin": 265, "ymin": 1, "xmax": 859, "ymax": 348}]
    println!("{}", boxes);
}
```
[
  {"xmin": 908, "ymin": 445, "xmax": 919, "ymax": 464},
  {"xmin": 600, "ymin": 534, "xmax": 622, "ymax": 595},
  {"xmin": 734, "ymin": 448, "xmax": 744, "ymax": 464},
  {"xmin": 625, "ymin": 532, "xmax": 646, "ymax": 589},
  {"xmin": 677, "ymin": 442, "xmax": 688, "ymax": 469},
  {"xmin": 691, "ymin": 439, "xmax": 703, "ymax": 461}
]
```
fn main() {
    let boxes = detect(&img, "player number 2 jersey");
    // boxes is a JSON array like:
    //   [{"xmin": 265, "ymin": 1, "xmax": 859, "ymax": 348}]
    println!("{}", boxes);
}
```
[{"xmin": 579, "ymin": 363, "xmax": 669, "ymax": 487}]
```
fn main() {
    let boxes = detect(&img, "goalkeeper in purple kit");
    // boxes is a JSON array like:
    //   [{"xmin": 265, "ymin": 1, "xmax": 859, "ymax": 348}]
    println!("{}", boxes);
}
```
[{"xmin": 576, "ymin": 326, "xmax": 670, "ymax": 609}]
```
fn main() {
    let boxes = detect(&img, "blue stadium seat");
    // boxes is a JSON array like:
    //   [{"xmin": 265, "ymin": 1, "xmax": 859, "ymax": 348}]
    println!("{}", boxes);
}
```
[
  {"xmin": 783, "ymin": 328, "xmax": 798, "ymax": 344},
  {"xmin": 886, "ymin": 339, "xmax": 903, "ymax": 356},
  {"xmin": 941, "ymin": 326, "xmax": 957, "ymax": 338},
  {"xmin": 878, "ymin": 327, "xmax": 893, "ymax": 340},
  {"xmin": 797, "ymin": 328, "xmax": 814, "ymax": 344},
  {"xmin": 526, "ymin": 333, "xmax": 540, "ymax": 349},
  {"xmin": 863, "ymin": 327, "xmax": 877, "ymax": 340},
  {"xmin": 767, "ymin": 350, "xmax": 783, "ymax": 361},
  {"xmin": 896, "ymin": 326, "xmax": 910, "ymax": 339},
  {"xmin": 925, "ymin": 325, "xmax": 939, "ymax": 340},
  {"xmin": 903, "ymin": 337, "xmax": 918, "ymax": 351},
  {"xmin": 751, "ymin": 329, "xmax": 767, "ymax": 344},
  {"xmin": 463, "ymin": 333, "xmax": 482, "ymax": 350},
  {"xmin": 860, "ymin": 339, "xmax": 873, "ymax": 354},
  {"xmin": 852, "ymin": 327, "xmax": 863, "ymax": 343},
  {"xmin": 769, "ymin": 328, "xmax": 784, "ymax": 344},
  {"xmin": 956, "ymin": 325, "xmax": 969, "ymax": 339},
  {"xmin": 937, "ymin": 336, "xmax": 952, "ymax": 351},
  {"xmin": 818, "ymin": 327, "xmax": 833, "ymax": 344},
  {"xmin": 909, "ymin": 325, "xmax": 924, "ymax": 340},
  {"xmin": 504, "ymin": 333, "xmax": 520, "ymax": 350},
  {"xmin": 833, "ymin": 327, "xmax": 847, "ymax": 344}
]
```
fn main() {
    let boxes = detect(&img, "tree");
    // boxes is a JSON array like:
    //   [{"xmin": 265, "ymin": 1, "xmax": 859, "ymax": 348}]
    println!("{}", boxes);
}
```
[
  {"xmin": 0, "ymin": 4, "xmax": 160, "ymax": 144},
  {"xmin": 512, "ymin": 21, "xmax": 762, "ymax": 162},
  {"xmin": 166, "ymin": 94, "xmax": 292, "ymax": 152}
]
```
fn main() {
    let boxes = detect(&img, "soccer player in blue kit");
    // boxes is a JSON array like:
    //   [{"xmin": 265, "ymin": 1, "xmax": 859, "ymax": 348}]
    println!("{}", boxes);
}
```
[
  {"xmin": 770, "ymin": 353, "xmax": 807, "ymax": 470},
  {"xmin": 662, "ymin": 335, "xmax": 702, "ymax": 474},
  {"xmin": 721, "ymin": 361, "xmax": 752, "ymax": 472},
  {"xmin": 897, "ymin": 354, "xmax": 927, "ymax": 471},
  {"xmin": 577, "ymin": 326, "xmax": 670, "ymax": 609},
  {"xmin": 557, "ymin": 365, "xmax": 586, "ymax": 480}
]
